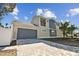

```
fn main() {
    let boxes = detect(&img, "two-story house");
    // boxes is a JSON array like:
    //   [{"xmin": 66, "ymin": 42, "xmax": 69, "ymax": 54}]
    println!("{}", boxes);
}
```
[{"xmin": 12, "ymin": 16, "xmax": 63, "ymax": 40}]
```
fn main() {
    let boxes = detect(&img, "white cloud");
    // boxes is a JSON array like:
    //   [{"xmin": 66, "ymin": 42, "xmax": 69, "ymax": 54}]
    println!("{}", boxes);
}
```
[
  {"xmin": 11, "ymin": 6, "xmax": 19, "ymax": 20},
  {"xmin": 66, "ymin": 14, "xmax": 70, "ymax": 17},
  {"xmin": 67, "ymin": 8, "xmax": 79, "ymax": 17},
  {"xmin": 36, "ymin": 8, "xmax": 43, "ymax": 15},
  {"xmin": 64, "ymin": 19, "xmax": 70, "ymax": 22},
  {"xmin": 24, "ymin": 16, "xmax": 28, "ymax": 20},
  {"xmin": 60, "ymin": 20, "xmax": 64, "ymax": 23},
  {"xmin": 43, "ymin": 9, "xmax": 56, "ymax": 18},
  {"xmin": 14, "ymin": 16, "xmax": 19, "ymax": 20},
  {"xmin": 36, "ymin": 8, "xmax": 56, "ymax": 19},
  {"xmin": 11, "ymin": 6, "xmax": 19, "ymax": 16}
]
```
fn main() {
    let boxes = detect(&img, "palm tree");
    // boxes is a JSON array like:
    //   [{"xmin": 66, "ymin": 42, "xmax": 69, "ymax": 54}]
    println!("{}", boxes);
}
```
[
  {"xmin": 67, "ymin": 25, "xmax": 77, "ymax": 38},
  {"xmin": 59, "ymin": 21, "xmax": 70, "ymax": 38},
  {"xmin": 60, "ymin": 20, "xmax": 77, "ymax": 38},
  {"xmin": 0, "ymin": 3, "xmax": 16, "ymax": 27},
  {"xmin": 0, "ymin": 3, "xmax": 16, "ymax": 18}
]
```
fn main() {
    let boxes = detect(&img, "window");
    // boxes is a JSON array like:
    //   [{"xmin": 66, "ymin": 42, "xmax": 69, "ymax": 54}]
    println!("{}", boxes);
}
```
[
  {"xmin": 50, "ymin": 29, "xmax": 56, "ymax": 36},
  {"xmin": 40, "ymin": 18, "xmax": 46, "ymax": 26},
  {"xmin": 49, "ymin": 20, "xmax": 56, "ymax": 29}
]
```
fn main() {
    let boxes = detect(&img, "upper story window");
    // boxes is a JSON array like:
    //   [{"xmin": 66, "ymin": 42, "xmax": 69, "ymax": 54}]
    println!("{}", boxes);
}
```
[
  {"xmin": 49, "ymin": 19, "xmax": 56, "ymax": 29},
  {"xmin": 40, "ymin": 18, "xmax": 46, "ymax": 26}
]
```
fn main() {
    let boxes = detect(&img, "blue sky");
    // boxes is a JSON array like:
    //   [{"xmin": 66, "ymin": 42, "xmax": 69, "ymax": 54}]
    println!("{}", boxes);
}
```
[{"xmin": 1, "ymin": 3, "xmax": 79, "ymax": 27}]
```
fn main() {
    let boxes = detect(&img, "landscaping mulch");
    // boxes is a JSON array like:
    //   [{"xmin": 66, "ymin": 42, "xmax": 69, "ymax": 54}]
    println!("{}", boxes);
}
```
[{"xmin": 0, "ymin": 49, "xmax": 17, "ymax": 56}]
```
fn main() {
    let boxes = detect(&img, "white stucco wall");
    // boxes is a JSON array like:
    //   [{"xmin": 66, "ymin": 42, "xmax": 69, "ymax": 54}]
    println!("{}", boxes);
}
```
[
  {"xmin": 0, "ymin": 27, "xmax": 12, "ymax": 46},
  {"xmin": 56, "ymin": 25, "xmax": 63, "ymax": 37}
]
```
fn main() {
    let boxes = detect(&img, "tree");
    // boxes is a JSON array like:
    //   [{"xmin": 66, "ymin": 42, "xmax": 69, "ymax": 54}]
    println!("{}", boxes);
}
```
[
  {"xmin": 67, "ymin": 25, "xmax": 77, "ymax": 38},
  {"xmin": 0, "ymin": 22, "xmax": 4, "ymax": 27},
  {"xmin": 0, "ymin": 3, "xmax": 16, "ymax": 27},
  {"xmin": 59, "ymin": 20, "xmax": 77, "ymax": 38},
  {"xmin": 59, "ymin": 21, "xmax": 70, "ymax": 37}
]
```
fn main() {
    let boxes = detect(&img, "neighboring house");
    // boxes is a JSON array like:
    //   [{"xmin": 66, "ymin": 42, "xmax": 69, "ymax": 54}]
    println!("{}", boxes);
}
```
[
  {"xmin": 75, "ymin": 33, "xmax": 79, "ymax": 37},
  {"xmin": 73, "ymin": 28, "xmax": 79, "ymax": 38},
  {"xmin": 12, "ymin": 16, "xmax": 63, "ymax": 39}
]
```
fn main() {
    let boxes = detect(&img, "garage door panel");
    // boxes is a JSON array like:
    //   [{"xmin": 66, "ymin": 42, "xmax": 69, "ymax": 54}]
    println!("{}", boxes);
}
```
[{"xmin": 17, "ymin": 28, "xmax": 37, "ymax": 39}]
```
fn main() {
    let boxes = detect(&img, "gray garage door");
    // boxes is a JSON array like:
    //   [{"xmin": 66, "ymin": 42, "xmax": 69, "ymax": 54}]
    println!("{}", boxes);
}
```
[{"xmin": 17, "ymin": 28, "xmax": 37, "ymax": 39}]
